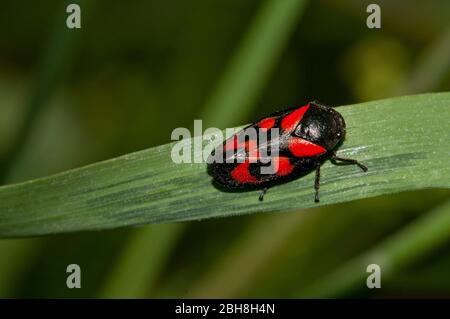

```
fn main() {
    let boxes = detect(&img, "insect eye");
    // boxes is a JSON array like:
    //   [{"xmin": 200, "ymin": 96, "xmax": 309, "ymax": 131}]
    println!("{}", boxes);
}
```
[{"xmin": 293, "ymin": 124, "xmax": 303, "ymax": 137}]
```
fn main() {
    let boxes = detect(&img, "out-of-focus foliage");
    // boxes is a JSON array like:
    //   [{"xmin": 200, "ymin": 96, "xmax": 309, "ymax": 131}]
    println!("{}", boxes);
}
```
[{"xmin": 0, "ymin": 0, "xmax": 449, "ymax": 298}]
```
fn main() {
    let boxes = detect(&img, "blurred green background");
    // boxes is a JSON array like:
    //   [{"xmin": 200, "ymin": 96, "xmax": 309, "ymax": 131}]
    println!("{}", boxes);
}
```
[{"xmin": 0, "ymin": 0, "xmax": 449, "ymax": 298}]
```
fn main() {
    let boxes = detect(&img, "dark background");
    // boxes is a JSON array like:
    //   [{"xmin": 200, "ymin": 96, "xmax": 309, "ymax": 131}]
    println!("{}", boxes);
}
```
[{"xmin": 0, "ymin": 0, "xmax": 449, "ymax": 298}]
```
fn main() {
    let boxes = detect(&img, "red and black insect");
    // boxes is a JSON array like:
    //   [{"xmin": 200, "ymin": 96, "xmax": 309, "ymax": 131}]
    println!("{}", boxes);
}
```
[{"xmin": 208, "ymin": 101, "xmax": 368, "ymax": 202}]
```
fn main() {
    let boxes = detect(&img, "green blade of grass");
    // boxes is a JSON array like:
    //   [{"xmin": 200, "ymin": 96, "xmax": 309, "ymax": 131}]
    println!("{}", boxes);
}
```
[
  {"xmin": 0, "ymin": 0, "xmax": 89, "ymax": 299},
  {"xmin": 0, "ymin": 92, "xmax": 449, "ymax": 238},
  {"xmin": 98, "ymin": 0, "xmax": 308, "ymax": 298}
]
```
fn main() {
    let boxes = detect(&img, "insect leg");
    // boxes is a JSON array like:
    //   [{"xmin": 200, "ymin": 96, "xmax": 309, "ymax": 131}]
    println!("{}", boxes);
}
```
[
  {"xmin": 259, "ymin": 187, "xmax": 268, "ymax": 202},
  {"xmin": 331, "ymin": 153, "xmax": 368, "ymax": 172},
  {"xmin": 314, "ymin": 164, "xmax": 320, "ymax": 203}
]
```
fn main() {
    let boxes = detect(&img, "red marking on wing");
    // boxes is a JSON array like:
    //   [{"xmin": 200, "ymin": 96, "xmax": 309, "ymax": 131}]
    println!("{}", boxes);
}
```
[
  {"xmin": 245, "ymin": 140, "xmax": 257, "ymax": 152},
  {"xmin": 223, "ymin": 136, "xmax": 258, "ymax": 153},
  {"xmin": 289, "ymin": 137, "xmax": 326, "ymax": 157},
  {"xmin": 273, "ymin": 156, "xmax": 294, "ymax": 176},
  {"xmin": 280, "ymin": 104, "xmax": 309, "ymax": 132},
  {"xmin": 231, "ymin": 161, "xmax": 258, "ymax": 183},
  {"xmin": 258, "ymin": 117, "xmax": 276, "ymax": 131},
  {"xmin": 223, "ymin": 136, "xmax": 239, "ymax": 151}
]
